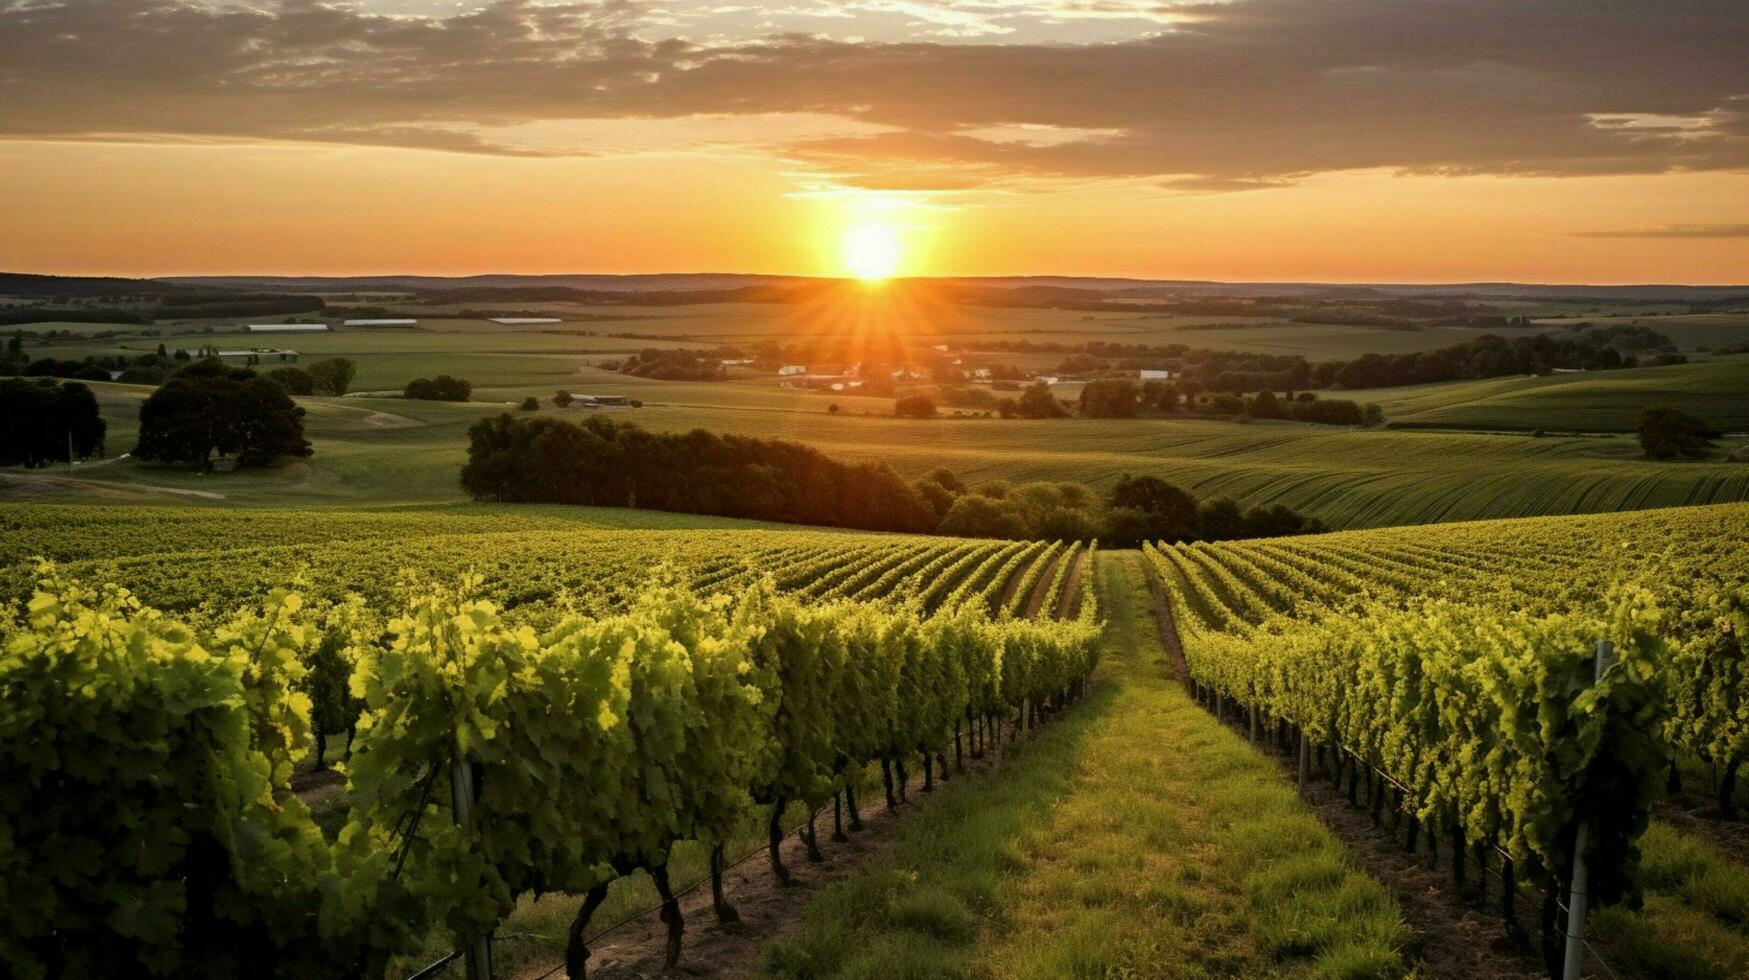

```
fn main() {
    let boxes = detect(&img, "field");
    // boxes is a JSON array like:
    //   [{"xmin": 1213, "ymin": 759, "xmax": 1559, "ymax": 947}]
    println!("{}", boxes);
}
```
[
  {"xmin": 8, "ymin": 373, "xmax": 1749, "ymax": 531},
  {"xmin": 1147, "ymin": 502, "xmax": 1749, "ymax": 979},
  {"xmin": 1359, "ymin": 355, "xmax": 1749, "ymax": 433},
  {"xmin": 8, "ymin": 291, "xmax": 1749, "ymax": 980},
  {"xmin": 9, "ymin": 500, "xmax": 1749, "ymax": 979}
]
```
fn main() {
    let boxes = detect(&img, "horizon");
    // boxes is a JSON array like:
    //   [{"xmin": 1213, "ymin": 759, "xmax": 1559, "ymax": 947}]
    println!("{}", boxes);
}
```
[
  {"xmin": 11, "ymin": 269, "xmax": 1749, "ymax": 290},
  {"xmin": 3, "ymin": 0, "xmax": 1745, "ymax": 283}
]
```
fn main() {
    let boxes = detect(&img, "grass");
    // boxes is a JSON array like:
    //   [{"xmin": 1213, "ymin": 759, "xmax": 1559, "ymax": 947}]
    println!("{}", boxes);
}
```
[
  {"xmin": 1592, "ymin": 822, "xmax": 1749, "ymax": 979},
  {"xmin": 1356, "ymin": 355, "xmax": 1749, "ymax": 433},
  {"xmin": 758, "ymin": 551, "xmax": 1409, "ymax": 978},
  {"xmin": 18, "ymin": 377, "xmax": 1749, "ymax": 529}
]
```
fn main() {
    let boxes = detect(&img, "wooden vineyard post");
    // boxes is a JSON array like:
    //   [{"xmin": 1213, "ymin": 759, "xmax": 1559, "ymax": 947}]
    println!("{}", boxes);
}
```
[
  {"xmin": 1562, "ymin": 638, "xmax": 1613, "ymax": 980},
  {"xmin": 1249, "ymin": 703, "xmax": 1257, "ymax": 743},
  {"xmin": 1297, "ymin": 729, "xmax": 1309, "ymax": 791},
  {"xmin": 452, "ymin": 757, "xmax": 494, "ymax": 980}
]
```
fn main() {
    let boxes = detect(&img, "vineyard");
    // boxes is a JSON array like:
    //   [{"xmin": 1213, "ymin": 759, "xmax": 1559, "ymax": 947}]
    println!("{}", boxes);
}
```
[
  {"xmin": 0, "ymin": 504, "xmax": 1101, "ymax": 980},
  {"xmin": 1146, "ymin": 502, "xmax": 1749, "ymax": 978}
]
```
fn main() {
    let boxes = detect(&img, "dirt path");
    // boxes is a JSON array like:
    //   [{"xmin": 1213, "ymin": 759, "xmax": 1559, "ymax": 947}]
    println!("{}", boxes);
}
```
[
  {"xmin": 1052, "ymin": 549, "xmax": 1089, "ymax": 620},
  {"xmin": 1144, "ymin": 563, "xmax": 1547, "ymax": 980},
  {"xmin": 1017, "ymin": 550, "xmax": 1064, "ymax": 620},
  {"xmin": 991, "ymin": 548, "xmax": 1040, "ymax": 613},
  {"xmin": 511, "ymin": 749, "xmax": 1027, "ymax": 980},
  {"xmin": 1138, "ymin": 557, "xmax": 1190, "ymax": 685},
  {"xmin": 0, "ymin": 470, "xmax": 226, "ymax": 501}
]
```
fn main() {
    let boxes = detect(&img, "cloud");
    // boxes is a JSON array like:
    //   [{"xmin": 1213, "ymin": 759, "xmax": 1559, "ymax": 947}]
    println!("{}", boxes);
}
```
[
  {"xmin": 1, "ymin": 0, "xmax": 1746, "ymax": 190},
  {"xmin": 1572, "ymin": 224, "xmax": 1749, "ymax": 240}
]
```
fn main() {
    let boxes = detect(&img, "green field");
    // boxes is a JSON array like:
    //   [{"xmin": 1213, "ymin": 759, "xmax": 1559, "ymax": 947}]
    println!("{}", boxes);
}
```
[
  {"xmin": 12, "ymin": 375, "xmax": 1746, "ymax": 532},
  {"xmin": 1359, "ymin": 355, "xmax": 1749, "ymax": 433}
]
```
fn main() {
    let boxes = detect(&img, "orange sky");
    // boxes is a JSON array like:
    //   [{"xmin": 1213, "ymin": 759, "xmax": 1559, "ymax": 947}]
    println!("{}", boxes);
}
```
[{"xmin": 3, "ymin": 1, "xmax": 1746, "ymax": 283}]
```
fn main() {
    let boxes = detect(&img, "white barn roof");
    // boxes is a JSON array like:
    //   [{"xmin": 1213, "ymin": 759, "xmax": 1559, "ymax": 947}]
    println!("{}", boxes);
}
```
[
  {"xmin": 343, "ymin": 318, "xmax": 418, "ymax": 327},
  {"xmin": 487, "ymin": 317, "xmax": 562, "ymax": 325}
]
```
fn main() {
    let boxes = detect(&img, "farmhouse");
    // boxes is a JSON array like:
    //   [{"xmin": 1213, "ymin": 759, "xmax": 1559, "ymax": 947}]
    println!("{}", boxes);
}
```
[
  {"xmin": 778, "ymin": 364, "xmax": 807, "ymax": 376},
  {"xmin": 246, "ymin": 323, "xmax": 328, "ymax": 334}
]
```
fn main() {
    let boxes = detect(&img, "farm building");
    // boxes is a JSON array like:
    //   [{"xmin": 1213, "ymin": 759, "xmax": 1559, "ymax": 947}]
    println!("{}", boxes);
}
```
[
  {"xmin": 721, "ymin": 358, "xmax": 754, "ymax": 367},
  {"xmin": 487, "ymin": 317, "xmax": 561, "ymax": 325},
  {"xmin": 246, "ymin": 323, "xmax": 328, "ymax": 333},
  {"xmin": 778, "ymin": 364, "xmax": 807, "ymax": 376},
  {"xmin": 564, "ymin": 394, "xmax": 633, "ymax": 408},
  {"xmin": 343, "ymin": 318, "xmax": 418, "ymax": 327},
  {"xmin": 1140, "ymin": 369, "xmax": 1173, "ymax": 380}
]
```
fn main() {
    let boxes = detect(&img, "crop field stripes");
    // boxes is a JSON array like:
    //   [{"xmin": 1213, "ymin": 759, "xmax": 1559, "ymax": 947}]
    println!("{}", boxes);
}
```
[
  {"xmin": 1145, "ymin": 503, "xmax": 1749, "ymax": 980},
  {"xmin": 1001, "ymin": 540, "xmax": 1063, "ymax": 618},
  {"xmin": 961, "ymin": 539, "xmax": 1049, "ymax": 615},
  {"xmin": 916, "ymin": 541, "xmax": 1011, "ymax": 613}
]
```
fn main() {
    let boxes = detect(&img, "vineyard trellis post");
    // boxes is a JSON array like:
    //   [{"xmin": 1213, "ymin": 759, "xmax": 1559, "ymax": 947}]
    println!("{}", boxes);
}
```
[
  {"xmin": 451, "ymin": 757, "xmax": 494, "ymax": 980},
  {"xmin": 1297, "ymin": 729, "xmax": 1308, "ymax": 790},
  {"xmin": 1562, "ymin": 638, "xmax": 1613, "ymax": 980}
]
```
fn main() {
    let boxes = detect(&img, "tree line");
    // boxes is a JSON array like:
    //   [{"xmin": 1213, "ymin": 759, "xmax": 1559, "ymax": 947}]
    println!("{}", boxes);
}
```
[
  {"xmin": 461, "ymin": 414, "xmax": 1326, "ymax": 543},
  {"xmin": 0, "ymin": 378, "xmax": 105, "ymax": 467}
]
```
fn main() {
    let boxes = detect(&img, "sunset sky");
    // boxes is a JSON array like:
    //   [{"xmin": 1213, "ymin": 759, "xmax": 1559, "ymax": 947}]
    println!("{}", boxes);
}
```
[{"xmin": 3, "ymin": 0, "xmax": 1747, "ymax": 282}]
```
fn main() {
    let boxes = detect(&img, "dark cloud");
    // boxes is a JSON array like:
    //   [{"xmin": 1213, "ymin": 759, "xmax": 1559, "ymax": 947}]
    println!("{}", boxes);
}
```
[
  {"xmin": 1, "ymin": 0, "xmax": 1745, "ymax": 188},
  {"xmin": 1572, "ymin": 224, "xmax": 1749, "ymax": 239}
]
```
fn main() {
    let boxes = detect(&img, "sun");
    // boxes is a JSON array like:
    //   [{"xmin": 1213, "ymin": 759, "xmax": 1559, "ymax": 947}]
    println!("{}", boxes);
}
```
[{"xmin": 844, "ymin": 223, "xmax": 902, "ymax": 281}]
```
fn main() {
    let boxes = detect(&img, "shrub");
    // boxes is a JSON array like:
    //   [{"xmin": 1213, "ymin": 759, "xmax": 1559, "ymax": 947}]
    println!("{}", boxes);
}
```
[
  {"xmin": 894, "ymin": 394, "xmax": 937, "ymax": 419},
  {"xmin": 403, "ymin": 375, "xmax": 472, "ymax": 402},
  {"xmin": 1078, "ymin": 379, "xmax": 1140, "ymax": 418},
  {"xmin": 266, "ymin": 366, "xmax": 314, "ymax": 396},
  {"xmin": 1639, "ymin": 408, "xmax": 1717, "ymax": 459},
  {"xmin": 305, "ymin": 358, "xmax": 355, "ymax": 396}
]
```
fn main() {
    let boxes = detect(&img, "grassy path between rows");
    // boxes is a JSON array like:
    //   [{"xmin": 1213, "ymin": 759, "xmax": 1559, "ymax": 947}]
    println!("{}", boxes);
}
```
[{"xmin": 758, "ymin": 551, "xmax": 1409, "ymax": 978}]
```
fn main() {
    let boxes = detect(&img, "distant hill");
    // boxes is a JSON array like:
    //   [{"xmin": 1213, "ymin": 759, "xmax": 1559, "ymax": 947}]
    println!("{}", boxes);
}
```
[
  {"xmin": 5, "ymin": 271, "xmax": 1745, "ymax": 305},
  {"xmin": 156, "ymin": 273, "xmax": 1749, "ymax": 303}
]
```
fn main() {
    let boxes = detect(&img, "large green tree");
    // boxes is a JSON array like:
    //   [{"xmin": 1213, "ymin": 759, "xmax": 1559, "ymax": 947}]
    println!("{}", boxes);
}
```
[
  {"xmin": 0, "ymin": 378, "xmax": 105, "ymax": 467},
  {"xmin": 1077, "ymin": 379, "xmax": 1140, "ymax": 418},
  {"xmin": 305, "ymin": 358, "xmax": 356, "ymax": 396},
  {"xmin": 134, "ymin": 360, "xmax": 311, "ymax": 468},
  {"xmin": 1638, "ymin": 407, "xmax": 1716, "ymax": 459}
]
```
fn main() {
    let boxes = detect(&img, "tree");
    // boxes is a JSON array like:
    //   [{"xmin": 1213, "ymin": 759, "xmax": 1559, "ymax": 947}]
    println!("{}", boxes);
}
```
[
  {"xmin": 134, "ymin": 360, "xmax": 310, "ymax": 468},
  {"xmin": 1638, "ymin": 408, "xmax": 1717, "ymax": 459},
  {"xmin": 554, "ymin": 390, "xmax": 574, "ymax": 407},
  {"xmin": 1246, "ymin": 389, "xmax": 1285, "ymax": 420},
  {"xmin": 0, "ymin": 378, "xmax": 105, "ymax": 467},
  {"xmin": 936, "ymin": 494, "xmax": 1029, "ymax": 539},
  {"xmin": 1078, "ymin": 379, "xmax": 1140, "ymax": 418},
  {"xmin": 1016, "ymin": 381, "xmax": 1069, "ymax": 419},
  {"xmin": 6, "ymin": 331, "xmax": 21, "ymax": 358},
  {"xmin": 1196, "ymin": 497, "xmax": 1245, "ymax": 540},
  {"xmin": 893, "ymin": 394, "xmax": 937, "ymax": 419},
  {"xmin": 305, "ymin": 358, "xmax": 355, "ymax": 396},
  {"xmin": 1141, "ymin": 380, "xmax": 1181, "ymax": 413},
  {"xmin": 265, "ymin": 366, "xmax": 314, "ymax": 395},
  {"xmin": 910, "ymin": 468, "xmax": 966, "ymax": 522},
  {"xmin": 403, "ymin": 376, "xmax": 472, "ymax": 401},
  {"xmin": 520, "ymin": 396, "xmax": 540, "ymax": 411},
  {"xmin": 1105, "ymin": 475, "xmax": 1199, "ymax": 544}
]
